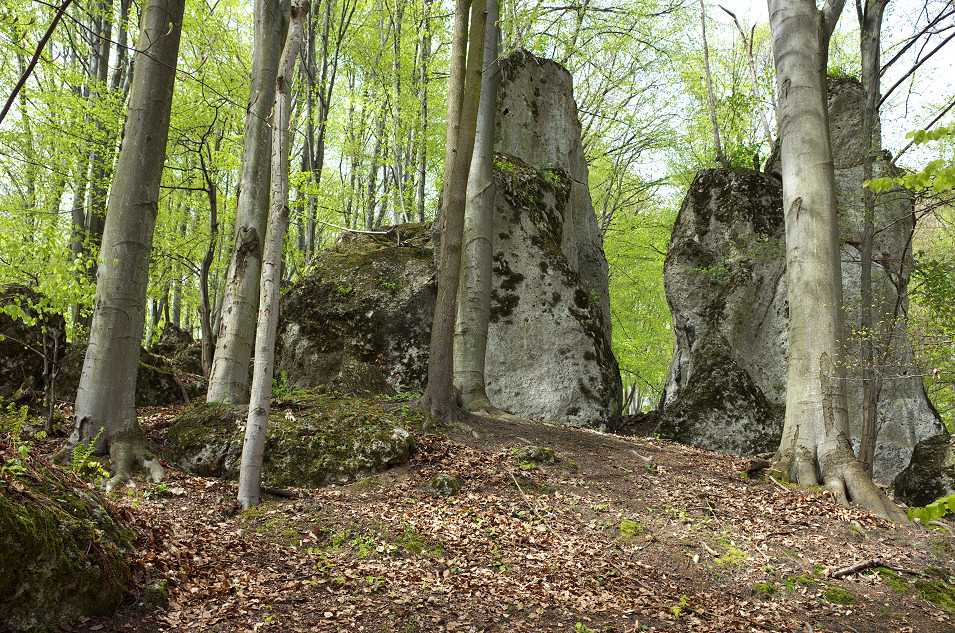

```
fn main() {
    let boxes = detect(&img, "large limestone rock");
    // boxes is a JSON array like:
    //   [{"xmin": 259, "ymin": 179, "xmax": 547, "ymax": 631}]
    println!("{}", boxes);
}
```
[
  {"xmin": 495, "ymin": 49, "xmax": 612, "ymax": 341},
  {"xmin": 277, "ymin": 51, "xmax": 620, "ymax": 428},
  {"xmin": 165, "ymin": 393, "xmax": 418, "ymax": 487},
  {"xmin": 0, "ymin": 458, "xmax": 134, "ymax": 631},
  {"xmin": 659, "ymin": 78, "xmax": 946, "ymax": 486}
]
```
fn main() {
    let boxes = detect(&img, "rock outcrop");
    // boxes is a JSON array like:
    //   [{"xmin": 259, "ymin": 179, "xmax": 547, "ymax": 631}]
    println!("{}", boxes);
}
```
[
  {"xmin": 57, "ymin": 343, "xmax": 193, "ymax": 406},
  {"xmin": 0, "ymin": 458, "xmax": 133, "ymax": 631},
  {"xmin": 165, "ymin": 393, "xmax": 418, "ymax": 487},
  {"xmin": 659, "ymin": 77, "xmax": 946, "ymax": 486},
  {"xmin": 0, "ymin": 284, "xmax": 66, "ymax": 402},
  {"xmin": 277, "ymin": 50, "xmax": 620, "ymax": 428}
]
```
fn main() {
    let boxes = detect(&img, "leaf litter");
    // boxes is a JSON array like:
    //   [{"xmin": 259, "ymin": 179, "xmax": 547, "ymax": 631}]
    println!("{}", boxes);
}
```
[{"xmin": 39, "ymin": 407, "xmax": 955, "ymax": 632}]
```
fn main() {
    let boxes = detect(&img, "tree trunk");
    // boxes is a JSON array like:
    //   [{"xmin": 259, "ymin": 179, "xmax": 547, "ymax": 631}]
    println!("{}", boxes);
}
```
[
  {"xmin": 420, "ymin": 0, "xmax": 487, "ymax": 423},
  {"xmin": 68, "ymin": 0, "xmax": 184, "ymax": 492},
  {"xmin": 453, "ymin": 0, "xmax": 506, "ymax": 416},
  {"xmin": 768, "ymin": 0, "xmax": 906, "ymax": 523},
  {"xmin": 207, "ymin": 0, "xmax": 289, "ymax": 404},
  {"xmin": 855, "ymin": 0, "xmax": 889, "ymax": 477},
  {"xmin": 237, "ymin": 0, "xmax": 309, "ymax": 509},
  {"xmin": 416, "ymin": 0, "xmax": 431, "ymax": 222},
  {"xmin": 700, "ymin": 0, "xmax": 729, "ymax": 168},
  {"xmin": 198, "ymin": 147, "xmax": 220, "ymax": 378}
]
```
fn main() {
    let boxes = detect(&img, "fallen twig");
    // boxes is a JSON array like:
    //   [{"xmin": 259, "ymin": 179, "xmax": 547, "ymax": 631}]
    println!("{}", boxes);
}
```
[{"xmin": 831, "ymin": 558, "xmax": 884, "ymax": 579}]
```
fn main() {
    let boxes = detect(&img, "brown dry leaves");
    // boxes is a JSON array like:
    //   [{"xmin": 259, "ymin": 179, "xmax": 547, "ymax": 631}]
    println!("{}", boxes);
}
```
[{"xmin": 48, "ymin": 415, "xmax": 955, "ymax": 633}]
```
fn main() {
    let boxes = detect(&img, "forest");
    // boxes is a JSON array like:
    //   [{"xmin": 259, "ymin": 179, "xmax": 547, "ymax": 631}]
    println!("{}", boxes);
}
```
[{"xmin": 3, "ymin": 0, "xmax": 955, "ymax": 630}]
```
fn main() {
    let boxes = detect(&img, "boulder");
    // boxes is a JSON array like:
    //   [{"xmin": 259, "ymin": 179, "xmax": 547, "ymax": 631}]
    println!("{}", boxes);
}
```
[
  {"xmin": 0, "ymin": 284, "xmax": 66, "ymax": 402},
  {"xmin": 57, "ymin": 343, "xmax": 189, "ymax": 407},
  {"xmin": 660, "ymin": 78, "xmax": 946, "ymax": 485},
  {"xmin": 893, "ymin": 434, "xmax": 955, "ymax": 507},
  {"xmin": 0, "ymin": 457, "xmax": 134, "ymax": 631},
  {"xmin": 277, "ymin": 50, "xmax": 621, "ymax": 428},
  {"xmin": 165, "ymin": 393, "xmax": 419, "ymax": 487}
]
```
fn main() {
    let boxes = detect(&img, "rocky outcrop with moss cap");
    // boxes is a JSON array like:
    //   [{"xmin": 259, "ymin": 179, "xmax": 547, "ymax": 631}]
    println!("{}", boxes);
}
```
[
  {"xmin": 165, "ymin": 393, "xmax": 419, "ymax": 487},
  {"xmin": 276, "ymin": 51, "xmax": 621, "ymax": 429},
  {"xmin": 659, "ymin": 78, "xmax": 947, "ymax": 485},
  {"xmin": 0, "ymin": 452, "xmax": 134, "ymax": 631}
]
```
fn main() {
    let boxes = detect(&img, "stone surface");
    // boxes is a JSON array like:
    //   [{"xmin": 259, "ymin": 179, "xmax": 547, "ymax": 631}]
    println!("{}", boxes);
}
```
[
  {"xmin": 277, "ymin": 224, "xmax": 435, "ymax": 396},
  {"xmin": 277, "ymin": 51, "xmax": 621, "ymax": 428},
  {"xmin": 660, "ymin": 79, "xmax": 946, "ymax": 486},
  {"xmin": 429, "ymin": 473, "xmax": 462, "ymax": 497},
  {"xmin": 496, "ymin": 49, "xmax": 612, "ymax": 341},
  {"xmin": 165, "ymin": 393, "xmax": 419, "ymax": 488},
  {"xmin": 0, "ymin": 458, "xmax": 133, "ymax": 631},
  {"xmin": 0, "ymin": 284, "xmax": 66, "ymax": 401},
  {"xmin": 893, "ymin": 434, "xmax": 955, "ymax": 507},
  {"xmin": 57, "ymin": 343, "xmax": 189, "ymax": 407}
]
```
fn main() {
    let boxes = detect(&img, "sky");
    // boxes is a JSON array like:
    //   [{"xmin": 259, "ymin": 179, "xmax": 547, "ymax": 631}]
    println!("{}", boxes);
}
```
[{"xmin": 708, "ymin": 0, "xmax": 954, "ymax": 167}]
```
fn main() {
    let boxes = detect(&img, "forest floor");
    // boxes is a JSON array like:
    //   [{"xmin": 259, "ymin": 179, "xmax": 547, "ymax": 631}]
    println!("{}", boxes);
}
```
[{"xmin": 36, "ymin": 404, "xmax": 955, "ymax": 633}]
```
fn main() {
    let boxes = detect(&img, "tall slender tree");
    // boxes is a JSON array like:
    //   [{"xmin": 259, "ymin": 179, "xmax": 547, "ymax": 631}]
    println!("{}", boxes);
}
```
[
  {"xmin": 207, "ymin": 0, "xmax": 289, "ymax": 404},
  {"xmin": 421, "ymin": 0, "xmax": 487, "ymax": 423},
  {"xmin": 453, "ymin": 0, "xmax": 506, "ymax": 417},
  {"xmin": 67, "ymin": 0, "xmax": 185, "ymax": 490},
  {"xmin": 238, "ymin": 0, "xmax": 310, "ymax": 509},
  {"xmin": 768, "ymin": 0, "xmax": 906, "ymax": 522}
]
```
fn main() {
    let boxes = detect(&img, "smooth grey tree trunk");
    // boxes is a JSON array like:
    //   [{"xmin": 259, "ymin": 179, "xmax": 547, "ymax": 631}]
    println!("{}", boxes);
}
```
[
  {"xmin": 237, "ymin": 0, "xmax": 309, "ymax": 510},
  {"xmin": 420, "ymin": 0, "xmax": 487, "ymax": 423},
  {"xmin": 855, "ymin": 0, "xmax": 889, "ymax": 476},
  {"xmin": 69, "ymin": 0, "xmax": 184, "ymax": 491},
  {"xmin": 768, "ymin": 0, "xmax": 906, "ymax": 522},
  {"xmin": 207, "ymin": 0, "xmax": 288, "ymax": 404},
  {"xmin": 453, "ymin": 0, "xmax": 506, "ymax": 417}
]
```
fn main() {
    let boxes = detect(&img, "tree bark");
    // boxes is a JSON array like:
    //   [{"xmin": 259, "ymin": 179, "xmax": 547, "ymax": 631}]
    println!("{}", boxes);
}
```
[
  {"xmin": 207, "ymin": 0, "xmax": 289, "ymax": 404},
  {"xmin": 420, "ymin": 0, "xmax": 487, "ymax": 423},
  {"xmin": 69, "ymin": 0, "xmax": 185, "ymax": 491},
  {"xmin": 855, "ymin": 0, "xmax": 889, "ymax": 477},
  {"xmin": 238, "ymin": 0, "xmax": 309, "ymax": 509},
  {"xmin": 768, "ymin": 0, "xmax": 906, "ymax": 523},
  {"xmin": 453, "ymin": 0, "xmax": 506, "ymax": 417},
  {"xmin": 701, "ymin": 0, "xmax": 729, "ymax": 168}
]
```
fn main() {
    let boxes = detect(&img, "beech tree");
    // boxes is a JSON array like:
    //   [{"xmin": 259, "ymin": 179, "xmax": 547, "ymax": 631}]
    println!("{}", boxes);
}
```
[
  {"xmin": 421, "ymin": 0, "xmax": 487, "ymax": 423},
  {"xmin": 67, "ymin": 0, "xmax": 185, "ymax": 490},
  {"xmin": 768, "ymin": 0, "xmax": 906, "ymax": 522},
  {"xmin": 206, "ymin": 0, "xmax": 289, "ymax": 404},
  {"xmin": 238, "ymin": 0, "xmax": 310, "ymax": 509},
  {"xmin": 452, "ymin": 0, "xmax": 506, "ymax": 417}
]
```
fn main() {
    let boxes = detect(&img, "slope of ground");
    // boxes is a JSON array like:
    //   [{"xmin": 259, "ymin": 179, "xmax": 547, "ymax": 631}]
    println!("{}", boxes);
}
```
[{"xmin": 21, "ymin": 403, "xmax": 955, "ymax": 632}]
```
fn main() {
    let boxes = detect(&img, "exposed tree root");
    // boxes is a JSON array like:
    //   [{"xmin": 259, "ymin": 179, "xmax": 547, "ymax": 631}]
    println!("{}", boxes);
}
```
[{"xmin": 775, "ymin": 438, "xmax": 909, "ymax": 524}]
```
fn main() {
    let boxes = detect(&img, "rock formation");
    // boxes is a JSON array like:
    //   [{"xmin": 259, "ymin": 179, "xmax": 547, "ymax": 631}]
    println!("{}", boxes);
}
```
[
  {"xmin": 0, "ymin": 456, "xmax": 134, "ymax": 631},
  {"xmin": 277, "ymin": 50, "xmax": 620, "ymax": 428},
  {"xmin": 166, "ymin": 393, "xmax": 417, "ymax": 487},
  {"xmin": 659, "ymin": 77, "xmax": 946, "ymax": 487}
]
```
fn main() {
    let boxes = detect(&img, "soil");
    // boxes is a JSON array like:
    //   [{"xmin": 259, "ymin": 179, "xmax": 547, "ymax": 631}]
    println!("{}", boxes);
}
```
[{"xmin": 29, "ymin": 403, "xmax": 955, "ymax": 632}]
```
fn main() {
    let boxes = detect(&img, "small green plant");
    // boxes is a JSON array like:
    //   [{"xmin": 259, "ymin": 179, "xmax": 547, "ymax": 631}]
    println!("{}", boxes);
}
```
[
  {"xmin": 71, "ymin": 427, "xmax": 105, "ymax": 477},
  {"xmin": 908, "ymin": 494, "xmax": 955, "ymax": 525},
  {"xmin": 573, "ymin": 623, "xmax": 595, "ymax": 633},
  {"xmin": 336, "ymin": 284, "xmax": 358, "ymax": 297},
  {"xmin": 754, "ymin": 582, "xmax": 776, "ymax": 599},
  {"xmin": 381, "ymin": 281, "xmax": 397, "ymax": 291}
]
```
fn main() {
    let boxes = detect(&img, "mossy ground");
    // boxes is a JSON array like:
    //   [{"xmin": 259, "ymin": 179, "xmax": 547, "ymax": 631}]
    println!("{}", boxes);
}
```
[{"xmin": 0, "ymin": 431, "xmax": 134, "ymax": 632}]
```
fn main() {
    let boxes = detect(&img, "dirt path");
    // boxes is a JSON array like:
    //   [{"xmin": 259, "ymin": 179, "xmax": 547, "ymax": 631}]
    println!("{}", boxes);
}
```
[{"xmin": 51, "ymin": 411, "xmax": 955, "ymax": 632}]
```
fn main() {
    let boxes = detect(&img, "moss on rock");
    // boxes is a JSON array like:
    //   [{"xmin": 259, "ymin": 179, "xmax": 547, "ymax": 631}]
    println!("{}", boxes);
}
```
[
  {"xmin": 166, "ymin": 392, "xmax": 421, "ymax": 488},
  {"xmin": 0, "ymin": 455, "xmax": 133, "ymax": 631}
]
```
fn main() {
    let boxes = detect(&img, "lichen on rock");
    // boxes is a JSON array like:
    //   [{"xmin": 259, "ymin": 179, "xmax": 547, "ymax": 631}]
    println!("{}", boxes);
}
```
[{"xmin": 165, "ymin": 392, "xmax": 420, "ymax": 488}]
